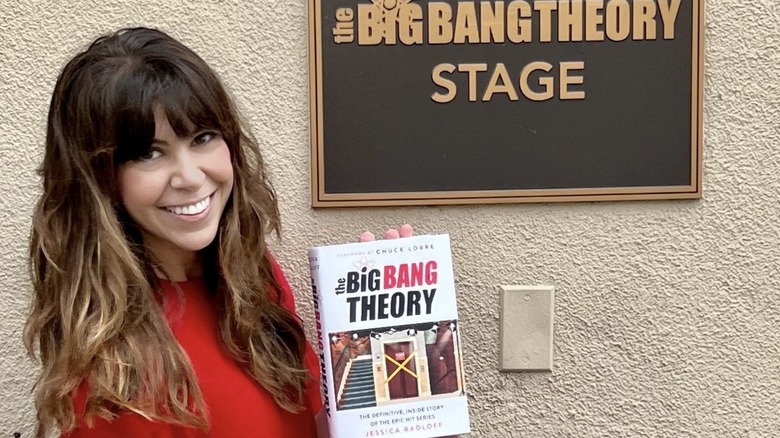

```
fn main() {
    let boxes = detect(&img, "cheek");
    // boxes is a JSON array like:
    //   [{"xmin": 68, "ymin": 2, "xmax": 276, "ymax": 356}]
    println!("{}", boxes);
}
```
[
  {"xmin": 117, "ymin": 167, "xmax": 165, "ymax": 212},
  {"xmin": 214, "ymin": 143, "xmax": 235, "ymax": 186}
]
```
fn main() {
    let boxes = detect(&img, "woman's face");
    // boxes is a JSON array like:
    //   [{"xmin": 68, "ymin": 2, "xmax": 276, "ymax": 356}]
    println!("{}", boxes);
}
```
[{"xmin": 117, "ymin": 107, "xmax": 234, "ymax": 271}]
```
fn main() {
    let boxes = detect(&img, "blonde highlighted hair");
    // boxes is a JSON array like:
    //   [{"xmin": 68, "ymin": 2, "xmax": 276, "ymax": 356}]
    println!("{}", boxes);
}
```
[{"xmin": 24, "ymin": 27, "xmax": 309, "ymax": 437}]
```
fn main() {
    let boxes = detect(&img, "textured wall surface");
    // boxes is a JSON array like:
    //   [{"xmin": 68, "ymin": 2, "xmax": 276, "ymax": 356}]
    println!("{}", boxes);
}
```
[{"xmin": 1, "ymin": 1, "xmax": 778, "ymax": 437}]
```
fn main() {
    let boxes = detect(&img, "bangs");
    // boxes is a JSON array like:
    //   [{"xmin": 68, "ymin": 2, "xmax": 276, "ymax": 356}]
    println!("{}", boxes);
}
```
[{"xmin": 112, "ymin": 60, "xmax": 223, "ymax": 164}]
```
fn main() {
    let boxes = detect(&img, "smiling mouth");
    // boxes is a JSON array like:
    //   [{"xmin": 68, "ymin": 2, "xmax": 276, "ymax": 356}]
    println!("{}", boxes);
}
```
[{"xmin": 164, "ymin": 194, "xmax": 212, "ymax": 216}]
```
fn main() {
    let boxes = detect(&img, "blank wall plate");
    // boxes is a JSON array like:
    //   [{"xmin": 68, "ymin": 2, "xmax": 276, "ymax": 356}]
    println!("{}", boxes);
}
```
[{"xmin": 499, "ymin": 285, "xmax": 555, "ymax": 372}]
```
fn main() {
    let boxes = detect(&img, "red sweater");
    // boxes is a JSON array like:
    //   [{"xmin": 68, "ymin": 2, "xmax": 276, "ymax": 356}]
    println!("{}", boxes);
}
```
[{"xmin": 64, "ymin": 262, "xmax": 322, "ymax": 437}]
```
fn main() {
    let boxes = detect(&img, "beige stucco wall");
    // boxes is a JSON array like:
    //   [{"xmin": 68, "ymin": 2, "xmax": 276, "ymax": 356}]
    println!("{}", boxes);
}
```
[{"xmin": 1, "ymin": 0, "xmax": 778, "ymax": 436}]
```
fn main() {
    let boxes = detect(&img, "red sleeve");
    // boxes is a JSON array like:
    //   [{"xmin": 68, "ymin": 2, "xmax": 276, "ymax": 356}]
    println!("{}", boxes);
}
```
[{"xmin": 268, "ymin": 254, "xmax": 324, "ymax": 414}]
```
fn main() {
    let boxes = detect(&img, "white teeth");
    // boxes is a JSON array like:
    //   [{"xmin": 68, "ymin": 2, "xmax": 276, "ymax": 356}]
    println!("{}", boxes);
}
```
[{"xmin": 166, "ymin": 196, "xmax": 211, "ymax": 216}]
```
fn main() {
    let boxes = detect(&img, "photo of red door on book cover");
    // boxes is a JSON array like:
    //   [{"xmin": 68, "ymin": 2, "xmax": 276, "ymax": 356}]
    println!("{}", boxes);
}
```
[
  {"xmin": 385, "ymin": 341, "xmax": 418, "ymax": 400},
  {"xmin": 329, "ymin": 320, "xmax": 465, "ymax": 411}
]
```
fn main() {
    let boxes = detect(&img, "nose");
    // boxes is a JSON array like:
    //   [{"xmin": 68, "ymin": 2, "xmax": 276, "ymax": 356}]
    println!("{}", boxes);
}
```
[{"xmin": 169, "ymin": 149, "xmax": 205, "ymax": 190}]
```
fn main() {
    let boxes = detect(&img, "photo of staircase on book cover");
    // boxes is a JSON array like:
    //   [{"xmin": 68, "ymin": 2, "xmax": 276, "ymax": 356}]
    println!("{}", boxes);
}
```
[{"xmin": 309, "ymin": 234, "xmax": 471, "ymax": 437}]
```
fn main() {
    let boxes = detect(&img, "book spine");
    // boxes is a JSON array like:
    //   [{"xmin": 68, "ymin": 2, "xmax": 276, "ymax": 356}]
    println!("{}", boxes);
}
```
[{"xmin": 308, "ymin": 248, "xmax": 337, "ymax": 437}]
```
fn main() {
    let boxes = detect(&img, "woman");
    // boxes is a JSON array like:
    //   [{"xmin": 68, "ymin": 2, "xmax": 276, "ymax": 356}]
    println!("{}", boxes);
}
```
[{"xmin": 24, "ymin": 27, "xmax": 326, "ymax": 437}]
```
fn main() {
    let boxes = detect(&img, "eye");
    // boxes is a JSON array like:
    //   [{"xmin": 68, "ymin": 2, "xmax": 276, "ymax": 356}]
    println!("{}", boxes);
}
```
[
  {"xmin": 193, "ymin": 131, "xmax": 219, "ymax": 146},
  {"xmin": 137, "ymin": 148, "xmax": 163, "ymax": 161}
]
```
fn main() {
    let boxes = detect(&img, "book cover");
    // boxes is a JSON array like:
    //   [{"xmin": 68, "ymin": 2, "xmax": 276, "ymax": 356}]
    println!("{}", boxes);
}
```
[{"xmin": 308, "ymin": 234, "xmax": 470, "ymax": 438}]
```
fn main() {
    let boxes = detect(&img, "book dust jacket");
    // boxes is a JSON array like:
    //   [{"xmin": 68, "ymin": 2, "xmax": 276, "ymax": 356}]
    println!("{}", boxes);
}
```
[{"xmin": 309, "ymin": 234, "xmax": 470, "ymax": 438}]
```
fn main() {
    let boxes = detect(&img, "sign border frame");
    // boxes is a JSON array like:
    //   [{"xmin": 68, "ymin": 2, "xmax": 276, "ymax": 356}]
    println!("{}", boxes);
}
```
[{"xmin": 309, "ymin": 0, "xmax": 705, "ymax": 207}]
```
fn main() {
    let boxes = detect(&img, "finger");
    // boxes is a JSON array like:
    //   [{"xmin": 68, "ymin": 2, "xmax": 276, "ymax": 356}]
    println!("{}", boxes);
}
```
[
  {"xmin": 399, "ymin": 224, "xmax": 414, "ymax": 238},
  {"xmin": 360, "ymin": 231, "xmax": 376, "ymax": 242},
  {"xmin": 384, "ymin": 228, "xmax": 400, "ymax": 239}
]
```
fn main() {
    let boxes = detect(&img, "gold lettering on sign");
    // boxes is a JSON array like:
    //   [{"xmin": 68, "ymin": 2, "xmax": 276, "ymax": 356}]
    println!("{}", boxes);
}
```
[
  {"xmin": 428, "ymin": 2, "xmax": 454, "ymax": 44},
  {"xmin": 584, "ymin": 0, "xmax": 604, "ymax": 41},
  {"xmin": 605, "ymin": 0, "xmax": 630, "ymax": 41},
  {"xmin": 342, "ymin": 0, "xmax": 682, "ymax": 45},
  {"xmin": 356, "ymin": 0, "xmax": 424, "ymax": 45},
  {"xmin": 454, "ymin": 2, "xmax": 480, "ymax": 44},
  {"xmin": 559, "ymin": 61, "xmax": 586, "ymax": 100},
  {"xmin": 520, "ymin": 62, "xmax": 554, "ymax": 101},
  {"xmin": 333, "ymin": 8, "xmax": 355, "ymax": 43},
  {"xmin": 658, "ymin": 0, "xmax": 681, "ymax": 39},
  {"xmin": 558, "ymin": 0, "xmax": 583, "ymax": 42},
  {"xmin": 430, "ymin": 62, "xmax": 587, "ymax": 103},
  {"xmin": 358, "ymin": 4, "xmax": 383, "ymax": 44},
  {"xmin": 480, "ymin": 2, "xmax": 505, "ymax": 43},
  {"xmin": 506, "ymin": 1, "xmax": 532, "ymax": 43},
  {"xmin": 633, "ymin": 0, "xmax": 657, "ymax": 40},
  {"xmin": 534, "ymin": 1, "xmax": 557, "ymax": 43},
  {"xmin": 431, "ymin": 63, "xmax": 457, "ymax": 103},
  {"xmin": 399, "ymin": 3, "xmax": 424, "ymax": 44},
  {"xmin": 325, "ymin": 0, "xmax": 688, "ymax": 105},
  {"xmin": 458, "ymin": 63, "xmax": 489, "ymax": 101},
  {"xmin": 483, "ymin": 63, "xmax": 519, "ymax": 101}
]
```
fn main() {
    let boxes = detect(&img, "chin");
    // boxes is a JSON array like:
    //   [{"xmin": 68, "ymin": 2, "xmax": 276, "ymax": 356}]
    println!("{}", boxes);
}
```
[
  {"xmin": 182, "ymin": 238, "xmax": 218, "ymax": 252},
  {"xmin": 173, "ymin": 230, "xmax": 220, "ymax": 252}
]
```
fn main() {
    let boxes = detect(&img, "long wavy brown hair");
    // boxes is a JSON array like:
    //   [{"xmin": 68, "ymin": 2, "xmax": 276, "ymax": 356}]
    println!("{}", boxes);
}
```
[{"xmin": 24, "ymin": 27, "xmax": 310, "ymax": 437}]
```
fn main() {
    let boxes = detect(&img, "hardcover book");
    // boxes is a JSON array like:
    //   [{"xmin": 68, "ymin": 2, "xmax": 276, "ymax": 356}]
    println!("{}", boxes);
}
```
[{"xmin": 308, "ymin": 234, "xmax": 470, "ymax": 438}]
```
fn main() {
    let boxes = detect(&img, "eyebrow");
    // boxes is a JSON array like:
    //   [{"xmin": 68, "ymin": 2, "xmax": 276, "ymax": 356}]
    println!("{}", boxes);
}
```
[{"xmin": 151, "ymin": 138, "xmax": 169, "ymax": 145}]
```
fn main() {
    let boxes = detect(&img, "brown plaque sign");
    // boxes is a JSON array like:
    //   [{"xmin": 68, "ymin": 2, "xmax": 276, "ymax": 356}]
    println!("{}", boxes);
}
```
[{"xmin": 309, "ymin": 0, "xmax": 704, "ymax": 207}]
